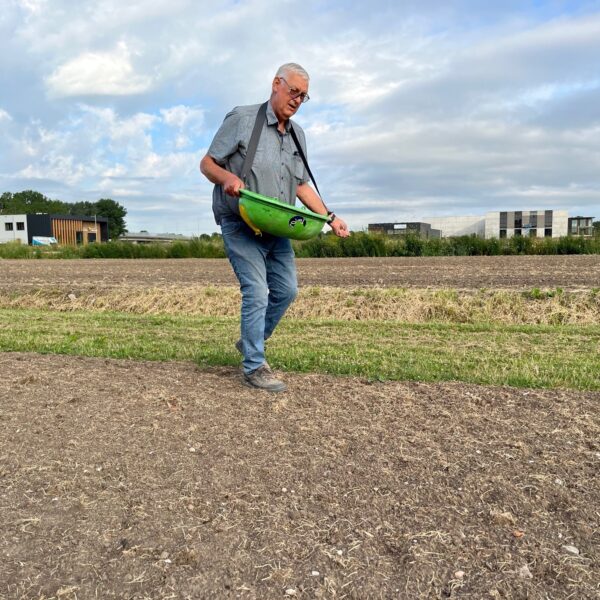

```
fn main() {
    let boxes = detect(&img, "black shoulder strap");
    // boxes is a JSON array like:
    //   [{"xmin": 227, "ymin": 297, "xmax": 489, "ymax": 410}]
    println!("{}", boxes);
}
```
[
  {"xmin": 289, "ymin": 124, "xmax": 327, "ymax": 210},
  {"xmin": 240, "ymin": 102, "xmax": 268, "ymax": 185}
]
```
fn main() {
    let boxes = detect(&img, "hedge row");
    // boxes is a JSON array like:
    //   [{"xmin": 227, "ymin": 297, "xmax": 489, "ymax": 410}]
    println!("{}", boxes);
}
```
[{"xmin": 1, "ymin": 232, "xmax": 599, "ymax": 259}]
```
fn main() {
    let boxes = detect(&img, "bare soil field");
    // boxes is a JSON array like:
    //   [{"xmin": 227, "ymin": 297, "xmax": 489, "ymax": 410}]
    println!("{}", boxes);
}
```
[
  {"xmin": 1, "ymin": 255, "xmax": 599, "ymax": 291},
  {"xmin": 1, "ymin": 352, "xmax": 599, "ymax": 600},
  {"xmin": 1, "ymin": 256, "xmax": 599, "ymax": 598}
]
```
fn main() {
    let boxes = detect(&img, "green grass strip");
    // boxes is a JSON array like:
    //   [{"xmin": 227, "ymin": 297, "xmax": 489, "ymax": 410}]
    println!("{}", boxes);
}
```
[{"xmin": 0, "ymin": 308, "xmax": 598, "ymax": 390}]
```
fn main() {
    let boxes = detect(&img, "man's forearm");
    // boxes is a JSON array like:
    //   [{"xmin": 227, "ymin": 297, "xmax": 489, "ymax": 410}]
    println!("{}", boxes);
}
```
[
  {"xmin": 296, "ymin": 183, "xmax": 328, "ymax": 215},
  {"xmin": 200, "ymin": 155, "xmax": 229, "ymax": 186},
  {"xmin": 200, "ymin": 154, "xmax": 245, "ymax": 197}
]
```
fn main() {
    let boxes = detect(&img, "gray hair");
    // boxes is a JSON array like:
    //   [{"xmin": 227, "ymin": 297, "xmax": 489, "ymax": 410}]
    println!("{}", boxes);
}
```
[{"xmin": 275, "ymin": 63, "xmax": 310, "ymax": 82}]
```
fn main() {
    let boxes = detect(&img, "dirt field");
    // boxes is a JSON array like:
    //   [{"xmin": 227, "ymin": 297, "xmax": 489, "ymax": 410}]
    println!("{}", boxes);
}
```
[
  {"xmin": 1, "ymin": 255, "xmax": 599, "ymax": 291},
  {"xmin": 1, "ymin": 353, "xmax": 599, "ymax": 600},
  {"xmin": 1, "ymin": 255, "xmax": 599, "ymax": 599}
]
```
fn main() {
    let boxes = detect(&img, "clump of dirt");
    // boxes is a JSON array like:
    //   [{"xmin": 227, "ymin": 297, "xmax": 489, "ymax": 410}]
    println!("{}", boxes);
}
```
[{"xmin": 1, "ymin": 352, "xmax": 598, "ymax": 599}]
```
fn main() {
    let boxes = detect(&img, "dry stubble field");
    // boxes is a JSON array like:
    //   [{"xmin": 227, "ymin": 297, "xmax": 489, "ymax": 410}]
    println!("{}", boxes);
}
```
[{"xmin": 1, "ymin": 255, "xmax": 599, "ymax": 599}]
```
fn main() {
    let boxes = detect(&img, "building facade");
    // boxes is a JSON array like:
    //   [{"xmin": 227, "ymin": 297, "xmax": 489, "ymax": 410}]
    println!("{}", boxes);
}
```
[
  {"xmin": 422, "ymin": 215, "xmax": 485, "ymax": 238},
  {"xmin": 568, "ymin": 216, "xmax": 595, "ymax": 237},
  {"xmin": 0, "ymin": 214, "xmax": 29, "ymax": 244},
  {"xmin": 367, "ymin": 209, "xmax": 582, "ymax": 240},
  {"xmin": 368, "ymin": 222, "xmax": 441, "ymax": 239},
  {"xmin": 0, "ymin": 214, "xmax": 109, "ymax": 245},
  {"xmin": 484, "ymin": 210, "xmax": 568, "ymax": 239}
]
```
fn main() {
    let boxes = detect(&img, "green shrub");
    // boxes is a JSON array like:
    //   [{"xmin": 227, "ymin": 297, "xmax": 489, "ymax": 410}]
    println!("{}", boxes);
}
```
[{"xmin": 0, "ymin": 241, "xmax": 33, "ymax": 258}]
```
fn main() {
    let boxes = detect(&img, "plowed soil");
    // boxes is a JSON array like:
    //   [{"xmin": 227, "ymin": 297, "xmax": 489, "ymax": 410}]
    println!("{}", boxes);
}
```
[
  {"xmin": 1, "ymin": 255, "xmax": 599, "ymax": 291},
  {"xmin": 1, "ymin": 255, "xmax": 599, "ymax": 599}
]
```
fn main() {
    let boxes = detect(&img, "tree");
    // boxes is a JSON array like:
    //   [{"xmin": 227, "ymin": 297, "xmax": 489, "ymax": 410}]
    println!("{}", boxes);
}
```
[
  {"xmin": 593, "ymin": 220, "xmax": 600, "ymax": 237},
  {"xmin": 95, "ymin": 198, "xmax": 127, "ymax": 238},
  {"xmin": 68, "ymin": 201, "xmax": 98, "ymax": 216},
  {"xmin": 1, "ymin": 190, "xmax": 68, "ymax": 214}
]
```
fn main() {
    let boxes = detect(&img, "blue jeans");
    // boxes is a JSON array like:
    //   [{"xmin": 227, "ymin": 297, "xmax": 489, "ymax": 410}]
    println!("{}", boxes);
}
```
[{"xmin": 221, "ymin": 218, "xmax": 298, "ymax": 374}]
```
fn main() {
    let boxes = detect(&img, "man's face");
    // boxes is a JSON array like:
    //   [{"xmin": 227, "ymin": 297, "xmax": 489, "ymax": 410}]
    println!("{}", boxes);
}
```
[{"xmin": 271, "ymin": 72, "xmax": 309, "ymax": 121}]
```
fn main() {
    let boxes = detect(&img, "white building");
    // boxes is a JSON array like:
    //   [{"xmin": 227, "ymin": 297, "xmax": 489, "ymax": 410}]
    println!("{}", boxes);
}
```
[
  {"xmin": 484, "ymin": 210, "xmax": 569, "ymax": 239},
  {"xmin": 0, "ymin": 214, "xmax": 28, "ymax": 244},
  {"xmin": 422, "ymin": 215, "xmax": 485, "ymax": 238},
  {"xmin": 406, "ymin": 209, "xmax": 570, "ymax": 239}
]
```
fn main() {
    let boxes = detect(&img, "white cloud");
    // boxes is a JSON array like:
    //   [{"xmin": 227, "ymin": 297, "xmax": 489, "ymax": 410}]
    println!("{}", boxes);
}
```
[
  {"xmin": 45, "ymin": 41, "xmax": 153, "ymax": 97},
  {"xmin": 2, "ymin": 1, "xmax": 600, "ymax": 234}
]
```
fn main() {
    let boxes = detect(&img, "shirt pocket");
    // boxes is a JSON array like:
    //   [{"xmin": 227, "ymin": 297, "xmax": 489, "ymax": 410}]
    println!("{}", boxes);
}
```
[{"xmin": 293, "ymin": 155, "xmax": 305, "ymax": 181}]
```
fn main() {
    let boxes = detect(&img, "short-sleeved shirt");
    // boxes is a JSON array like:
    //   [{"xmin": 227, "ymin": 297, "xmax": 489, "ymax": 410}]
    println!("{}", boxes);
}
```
[{"xmin": 207, "ymin": 101, "xmax": 309, "ymax": 225}]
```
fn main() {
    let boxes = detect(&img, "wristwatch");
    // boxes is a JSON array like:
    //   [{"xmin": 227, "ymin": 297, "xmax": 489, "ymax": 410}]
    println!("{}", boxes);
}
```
[{"xmin": 327, "ymin": 211, "xmax": 336, "ymax": 225}]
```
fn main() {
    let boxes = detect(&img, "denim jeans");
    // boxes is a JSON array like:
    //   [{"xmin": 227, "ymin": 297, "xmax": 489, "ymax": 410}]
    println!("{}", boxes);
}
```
[{"xmin": 221, "ymin": 217, "xmax": 298, "ymax": 374}]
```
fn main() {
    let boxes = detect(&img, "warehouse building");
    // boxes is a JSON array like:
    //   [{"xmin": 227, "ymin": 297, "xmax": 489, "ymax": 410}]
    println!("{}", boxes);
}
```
[
  {"xmin": 0, "ymin": 214, "xmax": 109, "ymax": 245},
  {"xmin": 367, "ymin": 221, "xmax": 441, "ymax": 238},
  {"xmin": 422, "ymin": 215, "xmax": 485, "ymax": 238},
  {"xmin": 369, "ymin": 209, "xmax": 585, "ymax": 239}
]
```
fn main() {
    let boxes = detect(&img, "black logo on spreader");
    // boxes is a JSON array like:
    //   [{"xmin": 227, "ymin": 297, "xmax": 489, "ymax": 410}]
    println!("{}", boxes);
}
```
[{"xmin": 288, "ymin": 215, "xmax": 307, "ymax": 228}]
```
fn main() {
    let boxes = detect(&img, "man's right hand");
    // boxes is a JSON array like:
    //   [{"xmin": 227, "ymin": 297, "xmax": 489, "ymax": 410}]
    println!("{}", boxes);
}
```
[{"xmin": 223, "ymin": 173, "xmax": 245, "ymax": 197}]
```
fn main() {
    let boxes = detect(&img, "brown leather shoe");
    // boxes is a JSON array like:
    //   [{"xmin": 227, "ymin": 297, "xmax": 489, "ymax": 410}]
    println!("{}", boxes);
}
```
[{"xmin": 243, "ymin": 364, "xmax": 286, "ymax": 392}]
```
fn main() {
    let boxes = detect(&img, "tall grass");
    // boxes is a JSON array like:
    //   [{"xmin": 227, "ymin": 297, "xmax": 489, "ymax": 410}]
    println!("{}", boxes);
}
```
[
  {"xmin": 0, "ymin": 239, "xmax": 226, "ymax": 259},
  {"xmin": 1, "ymin": 232, "xmax": 599, "ymax": 259},
  {"xmin": 293, "ymin": 232, "xmax": 600, "ymax": 257}
]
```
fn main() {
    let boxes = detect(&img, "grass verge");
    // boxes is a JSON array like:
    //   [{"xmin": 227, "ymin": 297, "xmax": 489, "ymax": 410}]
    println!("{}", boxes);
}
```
[{"xmin": 1, "ymin": 308, "xmax": 599, "ymax": 390}]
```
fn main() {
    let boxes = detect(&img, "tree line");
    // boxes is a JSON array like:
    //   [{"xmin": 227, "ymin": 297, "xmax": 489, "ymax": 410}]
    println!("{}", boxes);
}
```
[{"xmin": 0, "ymin": 190, "xmax": 127, "ymax": 238}]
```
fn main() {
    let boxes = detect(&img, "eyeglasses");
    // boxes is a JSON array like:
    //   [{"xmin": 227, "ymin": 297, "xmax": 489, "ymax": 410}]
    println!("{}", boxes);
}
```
[{"xmin": 279, "ymin": 77, "xmax": 310, "ymax": 104}]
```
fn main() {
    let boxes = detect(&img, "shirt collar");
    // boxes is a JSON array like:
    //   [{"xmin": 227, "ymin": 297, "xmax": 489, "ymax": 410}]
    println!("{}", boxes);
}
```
[{"xmin": 266, "ymin": 100, "xmax": 291, "ymax": 132}]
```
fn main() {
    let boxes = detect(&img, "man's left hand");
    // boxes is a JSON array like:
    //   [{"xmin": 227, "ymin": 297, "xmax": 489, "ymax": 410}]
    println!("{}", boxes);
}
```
[{"xmin": 330, "ymin": 217, "xmax": 350, "ymax": 238}]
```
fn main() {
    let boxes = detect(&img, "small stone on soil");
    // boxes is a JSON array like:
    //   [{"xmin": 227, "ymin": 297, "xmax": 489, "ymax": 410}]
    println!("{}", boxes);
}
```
[{"xmin": 519, "ymin": 565, "xmax": 533, "ymax": 579}]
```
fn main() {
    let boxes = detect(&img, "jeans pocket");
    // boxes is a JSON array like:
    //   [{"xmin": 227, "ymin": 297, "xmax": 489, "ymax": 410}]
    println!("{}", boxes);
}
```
[{"xmin": 220, "ymin": 219, "xmax": 243, "ymax": 237}]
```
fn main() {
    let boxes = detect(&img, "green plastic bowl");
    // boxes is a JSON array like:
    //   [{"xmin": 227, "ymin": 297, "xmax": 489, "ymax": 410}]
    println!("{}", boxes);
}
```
[{"xmin": 239, "ymin": 189, "xmax": 327, "ymax": 240}]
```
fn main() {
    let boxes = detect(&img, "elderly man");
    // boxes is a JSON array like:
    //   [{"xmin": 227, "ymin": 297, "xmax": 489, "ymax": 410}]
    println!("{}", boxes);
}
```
[{"xmin": 200, "ymin": 63, "xmax": 349, "ymax": 392}]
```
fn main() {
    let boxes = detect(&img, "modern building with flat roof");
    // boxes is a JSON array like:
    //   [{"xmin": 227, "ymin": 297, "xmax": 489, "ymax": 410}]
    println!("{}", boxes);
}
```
[
  {"xmin": 1, "ymin": 214, "xmax": 109, "ymax": 245},
  {"xmin": 368, "ymin": 222, "xmax": 441, "ymax": 239},
  {"xmin": 422, "ymin": 215, "xmax": 485, "ymax": 238},
  {"xmin": 484, "ymin": 210, "xmax": 568, "ymax": 239},
  {"xmin": 368, "ymin": 209, "xmax": 588, "ymax": 239},
  {"xmin": 568, "ymin": 216, "xmax": 595, "ymax": 237}
]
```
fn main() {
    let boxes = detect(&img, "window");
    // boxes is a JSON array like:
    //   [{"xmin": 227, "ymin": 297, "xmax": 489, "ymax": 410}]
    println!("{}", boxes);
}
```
[
  {"xmin": 4, "ymin": 222, "xmax": 13, "ymax": 231},
  {"xmin": 514, "ymin": 229, "xmax": 522, "ymax": 237},
  {"xmin": 529, "ymin": 228, "xmax": 537, "ymax": 237},
  {"xmin": 16, "ymin": 222, "xmax": 25, "ymax": 231},
  {"xmin": 545, "ymin": 228, "xmax": 552, "ymax": 237},
  {"xmin": 499, "ymin": 229, "xmax": 507, "ymax": 238},
  {"xmin": 76, "ymin": 231, "xmax": 83, "ymax": 244}
]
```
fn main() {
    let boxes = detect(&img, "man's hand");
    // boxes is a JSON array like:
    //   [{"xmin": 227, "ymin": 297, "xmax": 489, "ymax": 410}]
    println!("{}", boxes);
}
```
[
  {"xmin": 223, "ymin": 173, "xmax": 245, "ymax": 197},
  {"xmin": 330, "ymin": 217, "xmax": 350, "ymax": 238}
]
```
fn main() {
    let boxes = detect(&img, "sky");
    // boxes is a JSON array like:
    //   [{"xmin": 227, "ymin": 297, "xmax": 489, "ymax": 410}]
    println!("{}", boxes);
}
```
[{"xmin": 1, "ymin": 0, "xmax": 600, "ymax": 235}]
